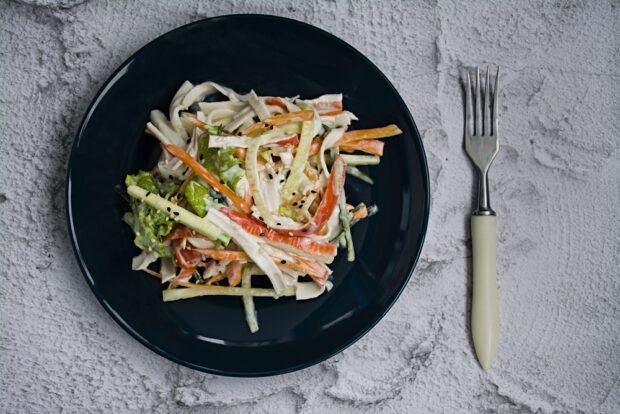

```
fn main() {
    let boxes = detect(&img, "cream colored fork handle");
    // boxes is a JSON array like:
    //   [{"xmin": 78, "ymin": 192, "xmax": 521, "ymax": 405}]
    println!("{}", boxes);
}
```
[{"xmin": 471, "ymin": 215, "xmax": 499, "ymax": 369}]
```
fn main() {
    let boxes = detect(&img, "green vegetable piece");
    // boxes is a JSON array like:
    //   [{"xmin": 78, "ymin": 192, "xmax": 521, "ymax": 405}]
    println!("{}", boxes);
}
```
[
  {"xmin": 127, "ymin": 185, "xmax": 230, "ymax": 245},
  {"xmin": 259, "ymin": 149, "xmax": 272, "ymax": 163},
  {"xmin": 158, "ymin": 178, "xmax": 180, "ymax": 198},
  {"xmin": 340, "ymin": 154, "xmax": 381, "ymax": 166},
  {"xmin": 184, "ymin": 181, "xmax": 210, "ymax": 217},
  {"xmin": 220, "ymin": 164, "xmax": 245, "ymax": 191},
  {"xmin": 124, "ymin": 171, "xmax": 180, "ymax": 256},
  {"xmin": 198, "ymin": 133, "xmax": 245, "ymax": 191},
  {"xmin": 125, "ymin": 170, "xmax": 178, "ymax": 197},
  {"xmin": 346, "ymin": 166, "xmax": 374, "ymax": 185},
  {"xmin": 278, "ymin": 206, "xmax": 296, "ymax": 219},
  {"xmin": 128, "ymin": 199, "xmax": 174, "ymax": 256},
  {"xmin": 125, "ymin": 171, "xmax": 158, "ymax": 193}
]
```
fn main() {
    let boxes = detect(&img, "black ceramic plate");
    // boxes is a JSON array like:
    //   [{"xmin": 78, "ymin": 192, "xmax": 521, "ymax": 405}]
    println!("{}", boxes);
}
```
[{"xmin": 67, "ymin": 14, "xmax": 429, "ymax": 376}]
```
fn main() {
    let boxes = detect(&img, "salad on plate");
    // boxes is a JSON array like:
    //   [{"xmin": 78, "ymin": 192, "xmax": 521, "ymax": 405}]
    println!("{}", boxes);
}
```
[{"xmin": 123, "ymin": 81, "xmax": 402, "ymax": 332}]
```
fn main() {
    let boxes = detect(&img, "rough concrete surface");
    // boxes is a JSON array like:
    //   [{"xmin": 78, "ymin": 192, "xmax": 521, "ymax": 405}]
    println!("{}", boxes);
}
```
[{"xmin": 1, "ymin": 0, "xmax": 619, "ymax": 413}]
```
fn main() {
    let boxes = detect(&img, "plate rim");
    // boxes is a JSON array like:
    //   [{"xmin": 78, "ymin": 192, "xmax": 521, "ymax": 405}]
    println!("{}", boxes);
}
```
[{"xmin": 66, "ymin": 13, "xmax": 430, "ymax": 377}]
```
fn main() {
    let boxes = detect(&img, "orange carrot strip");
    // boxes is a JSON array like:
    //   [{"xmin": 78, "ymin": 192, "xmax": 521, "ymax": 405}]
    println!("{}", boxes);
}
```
[
  {"xmin": 165, "ymin": 144, "xmax": 250, "ymax": 213},
  {"xmin": 293, "ymin": 254, "xmax": 331, "ymax": 285},
  {"xmin": 242, "ymin": 111, "xmax": 314, "ymax": 135},
  {"xmin": 339, "ymin": 139, "xmax": 384, "ymax": 156},
  {"xmin": 311, "ymin": 101, "xmax": 343, "ymax": 111},
  {"xmin": 268, "ymin": 134, "xmax": 299, "ymax": 147},
  {"xmin": 319, "ymin": 110, "xmax": 344, "ymax": 116},
  {"xmin": 278, "ymin": 258, "xmax": 329, "ymax": 283},
  {"xmin": 339, "ymin": 124, "xmax": 402, "ymax": 144},
  {"xmin": 243, "ymin": 186, "xmax": 253, "ymax": 209},
  {"xmin": 265, "ymin": 97, "xmax": 289, "ymax": 111},
  {"xmin": 184, "ymin": 116, "xmax": 207, "ymax": 130},
  {"xmin": 193, "ymin": 249, "xmax": 249, "ymax": 261},
  {"xmin": 242, "ymin": 122, "xmax": 269, "ymax": 135},
  {"xmin": 264, "ymin": 110, "xmax": 314, "ymax": 126}
]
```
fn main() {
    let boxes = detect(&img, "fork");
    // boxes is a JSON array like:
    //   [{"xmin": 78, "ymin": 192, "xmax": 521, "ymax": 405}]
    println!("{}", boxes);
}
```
[{"xmin": 465, "ymin": 67, "xmax": 500, "ymax": 369}]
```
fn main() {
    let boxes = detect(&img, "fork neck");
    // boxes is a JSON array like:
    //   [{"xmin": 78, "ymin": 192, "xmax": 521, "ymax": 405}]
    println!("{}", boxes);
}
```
[{"xmin": 474, "ymin": 169, "xmax": 496, "ymax": 216}]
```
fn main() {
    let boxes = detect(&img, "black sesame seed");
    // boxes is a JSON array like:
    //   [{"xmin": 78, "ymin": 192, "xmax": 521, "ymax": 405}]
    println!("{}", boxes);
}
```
[
  {"xmin": 311, "ymin": 190, "xmax": 317, "ymax": 194},
  {"xmin": 276, "ymin": 222, "xmax": 282, "ymax": 226},
  {"xmin": 286, "ymin": 171, "xmax": 291, "ymax": 178},
  {"xmin": 292, "ymin": 202, "xmax": 298, "ymax": 207},
  {"xmin": 280, "ymin": 179, "xmax": 285, "ymax": 183},
  {"xmin": 173, "ymin": 212, "xmax": 180, "ymax": 216},
  {"xmin": 280, "ymin": 260, "xmax": 286, "ymax": 264},
  {"xmin": 166, "ymin": 207, "xmax": 171, "ymax": 212},
  {"xmin": 292, "ymin": 192, "xmax": 296, "ymax": 196},
  {"xmin": 259, "ymin": 216, "xmax": 264, "ymax": 221},
  {"xmin": 259, "ymin": 232, "xmax": 265, "ymax": 237},
  {"xmin": 145, "ymin": 191, "xmax": 151, "ymax": 197},
  {"xmin": 270, "ymin": 125, "xmax": 275, "ymax": 130},
  {"xmin": 237, "ymin": 132, "xmax": 242, "ymax": 136},
  {"xmin": 268, "ymin": 173, "xmax": 273, "ymax": 180}
]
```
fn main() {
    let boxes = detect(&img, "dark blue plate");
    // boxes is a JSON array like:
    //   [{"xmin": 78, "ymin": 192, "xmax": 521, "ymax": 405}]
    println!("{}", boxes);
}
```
[{"xmin": 67, "ymin": 14, "xmax": 429, "ymax": 377}]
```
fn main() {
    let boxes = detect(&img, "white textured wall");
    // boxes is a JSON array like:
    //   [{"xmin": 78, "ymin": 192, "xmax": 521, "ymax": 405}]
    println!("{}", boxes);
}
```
[{"xmin": 1, "ymin": 1, "xmax": 619, "ymax": 413}]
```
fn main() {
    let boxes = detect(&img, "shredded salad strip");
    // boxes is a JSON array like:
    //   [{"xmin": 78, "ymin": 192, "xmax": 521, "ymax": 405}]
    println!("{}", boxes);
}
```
[{"xmin": 122, "ymin": 81, "xmax": 401, "ymax": 332}]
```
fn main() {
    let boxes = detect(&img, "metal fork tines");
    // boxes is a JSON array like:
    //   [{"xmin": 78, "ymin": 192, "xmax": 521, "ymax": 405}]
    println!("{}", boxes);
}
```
[{"xmin": 465, "ymin": 67, "xmax": 499, "ymax": 216}]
